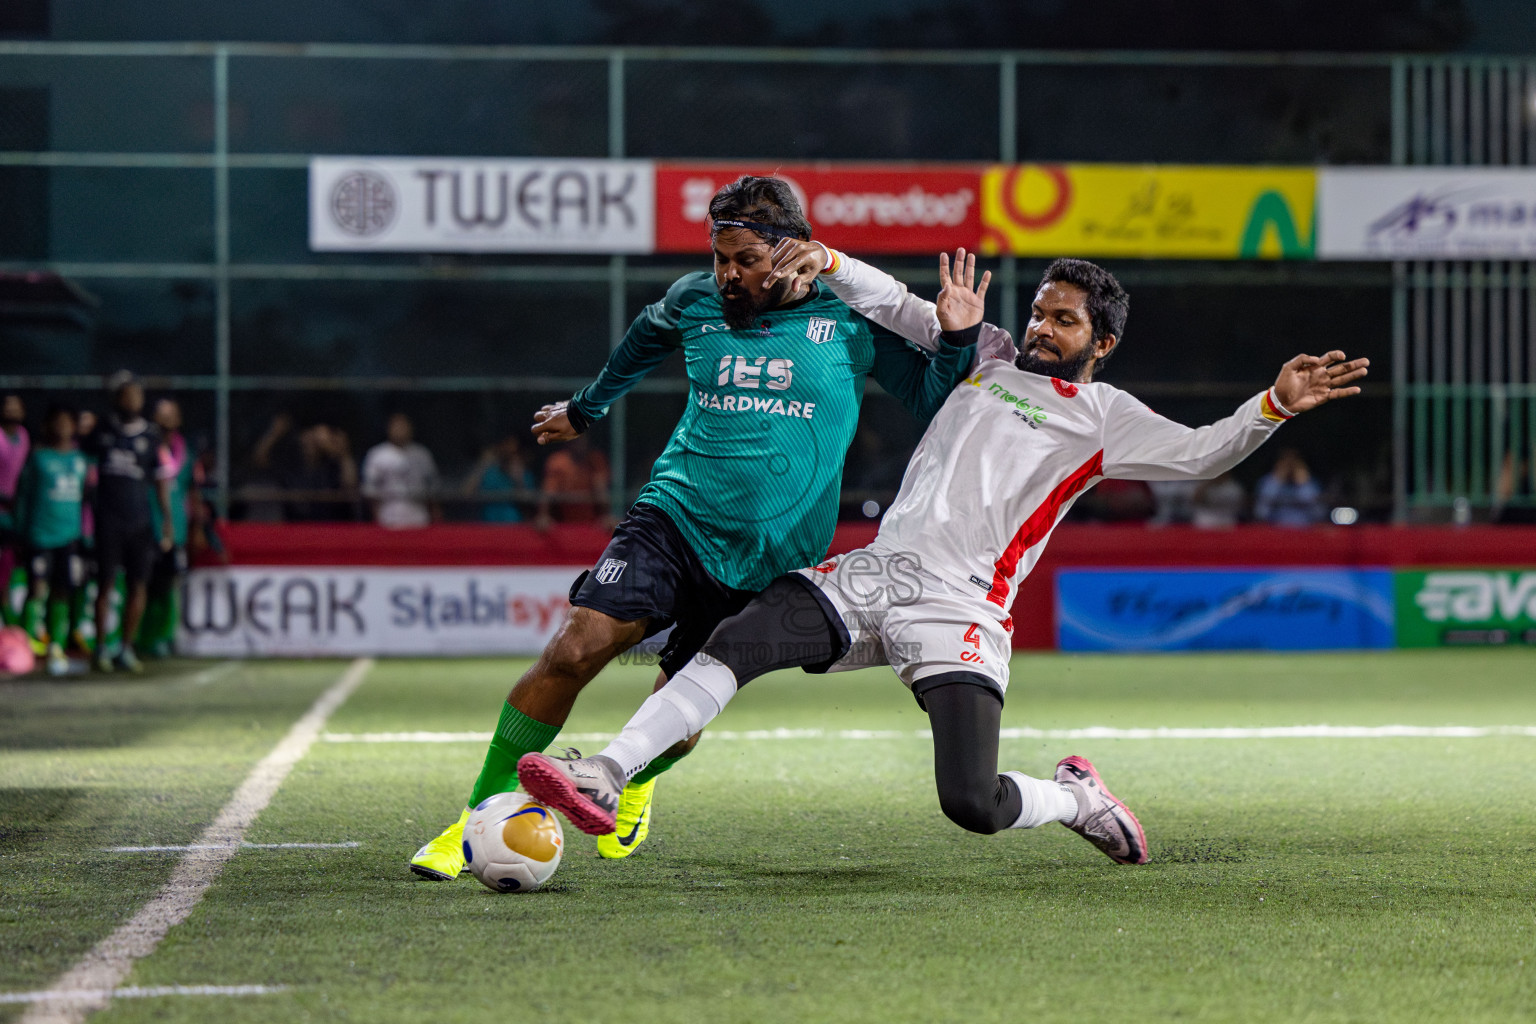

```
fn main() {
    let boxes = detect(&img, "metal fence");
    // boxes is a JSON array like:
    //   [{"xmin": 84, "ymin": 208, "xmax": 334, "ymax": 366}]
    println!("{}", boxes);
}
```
[
  {"xmin": 1392, "ymin": 60, "xmax": 1536, "ymax": 520},
  {"xmin": 1, "ymin": 42, "xmax": 1501, "ymax": 522}
]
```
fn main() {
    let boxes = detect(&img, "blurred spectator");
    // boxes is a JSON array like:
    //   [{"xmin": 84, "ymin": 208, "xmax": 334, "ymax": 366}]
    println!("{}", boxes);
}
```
[
  {"xmin": 1254, "ymin": 448, "xmax": 1325, "ymax": 527},
  {"xmin": 287, "ymin": 424, "xmax": 359, "ymax": 522},
  {"xmin": 362, "ymin": 413, "xmax": 438, "ymax": 528},
  {"xmin": 1191, "ymin": 472, "xmax": 1246, "ymax": 529},
  {"xmin": 1148, "ymin": 480, "xmax": 1198, "ymax": 526},
  {"xmin": 13, "ymin": 404, "xmax": 86, "ymax": 675},
  {"xmin": 1493, "ymin": 453, "xmax": 1536, "ymax": 525},
  {"xmin": 0, "ymin": 394, "xmax": 28, "ymax": 626},
  {"xmin": 140, "ymin": 399, "xmax": 203, "ymax": 658},
  {"xmin": 1078, "ymin": 478, "xmax": 1155, "ymax": 523},
  {"xmin": 535, "ymin": 436, "xmax": 611, "ymax": 529},
  {"xmin": 246, "ymin": 412, "xmax": 297, "ymax": 522},
  {"xmin": 463, "ymin": 436, "xmax": 536, "ymax": 523},
  {"xmin": 248, "ymin": 413, "xmax": 359, "ymax": 522},
  {"xmin": 82, "ymin": 372, "xmax": 174, "ymax": 673}
]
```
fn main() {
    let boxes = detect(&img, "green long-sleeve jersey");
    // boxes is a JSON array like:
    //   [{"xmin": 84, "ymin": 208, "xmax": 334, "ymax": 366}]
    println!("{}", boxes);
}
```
[
  {"xmin": 569, "ymin": 272, "xmax": 972, "ymax": 591},
  {"xmin": 13, "ymin": 447, "xmax": 88, "ymax": 550}
]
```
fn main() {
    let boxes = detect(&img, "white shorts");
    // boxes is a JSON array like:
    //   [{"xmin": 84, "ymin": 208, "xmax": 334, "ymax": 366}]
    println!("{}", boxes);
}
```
[{"xmin": 794, "ymin": 546, "xmax": 1013, "ymax": 702}]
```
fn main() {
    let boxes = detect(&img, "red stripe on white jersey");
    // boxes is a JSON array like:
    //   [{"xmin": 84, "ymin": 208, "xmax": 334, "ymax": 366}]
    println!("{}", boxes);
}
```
[{"xmin": 987, "ymin": 449, "xmax": 1105, "ymax": 608}]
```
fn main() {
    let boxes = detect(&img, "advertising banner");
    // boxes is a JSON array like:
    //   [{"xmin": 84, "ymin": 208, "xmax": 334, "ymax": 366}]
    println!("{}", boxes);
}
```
[
  {"xmin": 309, "ymin": 157, "xmax": 655, "ymax": 253},
  {"xmin": 178, "ymin": 566, "xmax": 583, "ymax": 656},
  {"xmin": 1317, "ymin": 168, "xmax": 1536, "ymax": 259},
  {"xmin": 1056, "ymin": 568, "xmax": 1395, "ymax": 652},
  {"xmin": 980, "ymin": 164, "xmax": 1315, "ymax": 260},
  {"xmin": 654, "ymin": 163, "xmax": 981, "ymax": 254},
  {"xmin": 1394, "ymin": 569, "xmax": 1536, "ymax": 647}
]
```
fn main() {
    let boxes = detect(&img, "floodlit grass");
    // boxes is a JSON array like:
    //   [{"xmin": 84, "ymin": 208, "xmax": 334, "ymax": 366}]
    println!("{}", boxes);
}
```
[{"xmin": 3, "ymin": 650, "xmax": 1535, "ymax": 1023}]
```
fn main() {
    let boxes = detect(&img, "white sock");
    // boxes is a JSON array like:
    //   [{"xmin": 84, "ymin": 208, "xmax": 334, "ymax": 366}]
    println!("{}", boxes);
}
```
[
  {"xmin": 1002, "ymin": 771, "xmax": 1080, "ymax": 829},
  {"xmin": 597, "ymin": 658, "xmax": 740, "ymax": 780}
]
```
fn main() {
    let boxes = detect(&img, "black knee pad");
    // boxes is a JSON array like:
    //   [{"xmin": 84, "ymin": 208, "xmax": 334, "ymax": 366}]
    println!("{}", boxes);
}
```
[{"xmin": 698, "ymin": 577, "xmax": 843, "ymax": 686}]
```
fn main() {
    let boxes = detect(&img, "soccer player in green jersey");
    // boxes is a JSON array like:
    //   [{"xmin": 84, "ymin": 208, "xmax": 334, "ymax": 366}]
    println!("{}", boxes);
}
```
[
  {"xmin": 13, "ymin": 404, "xmax": 89, "ymax": 676},
  {"xmin": 410, "ymin": 176, "xmax": 977, "ymax": 878}
]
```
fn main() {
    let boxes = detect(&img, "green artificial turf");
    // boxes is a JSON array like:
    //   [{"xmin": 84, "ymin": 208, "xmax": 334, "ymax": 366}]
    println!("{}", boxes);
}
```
[{"xmin": 3, "ymin": 650, "xmax": 1535, "ymax": 1023}]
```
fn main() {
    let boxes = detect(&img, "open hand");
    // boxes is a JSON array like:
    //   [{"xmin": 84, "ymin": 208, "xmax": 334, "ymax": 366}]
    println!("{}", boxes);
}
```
[
  {"xmin": 1271, "ymin": 351, "xmax": 1370, "ymax": 414},
  {"xmin": 531, "ymin": 402, "xmax": 578, "ymax": 445},
  {"xmin": 763, "ymin": 239, "xmax": 828, "ymax": 290},
  {"xmin": 936, "ymin": 248, "xmax": 990, "ymax": 333}
]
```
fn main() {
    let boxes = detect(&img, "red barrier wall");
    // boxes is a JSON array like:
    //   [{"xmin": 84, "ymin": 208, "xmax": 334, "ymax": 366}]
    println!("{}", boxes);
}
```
[{"xmin": 208, "ymin": 522, "xmax": 1536, "ymax": 650}]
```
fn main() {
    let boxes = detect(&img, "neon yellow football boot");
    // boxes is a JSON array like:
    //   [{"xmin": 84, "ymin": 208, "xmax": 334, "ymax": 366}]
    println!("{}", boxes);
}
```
[
  {"xmin": 409, "ymin": 808, "xmax": 470, "ymax": 880},
  {"xmin": 597, "ymin": 777, "xmax": 656, "ymax": 859}
]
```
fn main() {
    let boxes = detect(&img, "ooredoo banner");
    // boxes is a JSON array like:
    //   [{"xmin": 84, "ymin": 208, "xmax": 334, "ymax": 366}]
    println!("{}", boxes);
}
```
[
  {"xmin": 1317, "ymin": 168, "xmax": 1536, "ymax": 259},
  {"xmin": 309, "ymin": 157, "xmax": 655, "ymax": 253},
  {"xmin": 980, "ymin": 164, "xmax": 1316, "ymax": 259},
  {"xmin": 178, "ymin": 566, "xmax": 583, "ymax": 656},
  {"xmin": 653, "ymin": 163, "xmax": 981, "ymax": 254}
]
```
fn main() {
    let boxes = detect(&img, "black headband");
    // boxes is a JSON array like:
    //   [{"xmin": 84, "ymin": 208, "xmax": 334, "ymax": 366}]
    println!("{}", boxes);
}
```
[{"xmin": 710, "ymin": 218, "xmax": 799, "ymax": 240}]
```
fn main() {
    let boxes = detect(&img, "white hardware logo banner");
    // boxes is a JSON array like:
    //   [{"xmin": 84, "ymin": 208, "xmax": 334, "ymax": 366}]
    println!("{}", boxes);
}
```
[
  {"xmin": 309, "ymin": 157, "xmax": 655, "ymax": 253},
  {"xmin": 1318, "ymin": 168, "xmax": 1536, "ymax": 259},
  {"xmin": 178, "ymin": 566, "xmax": 584, "ymax": 656}
]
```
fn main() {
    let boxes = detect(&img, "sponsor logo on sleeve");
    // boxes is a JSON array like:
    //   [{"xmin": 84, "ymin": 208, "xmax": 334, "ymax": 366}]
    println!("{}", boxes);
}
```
[{"xmin": 595, "ymin": 558, "xmax": 629, "ymax": 585}]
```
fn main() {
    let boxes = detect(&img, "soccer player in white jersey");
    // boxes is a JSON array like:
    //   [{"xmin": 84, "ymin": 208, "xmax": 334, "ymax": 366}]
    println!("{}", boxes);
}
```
[{"xmin": 518, "ymin": 248, "xmax": 1368, "ymax": 865}]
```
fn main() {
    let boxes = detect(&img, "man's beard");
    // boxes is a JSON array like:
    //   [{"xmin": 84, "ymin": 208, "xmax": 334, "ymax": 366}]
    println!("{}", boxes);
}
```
[
  {"xmin": 1015, "ymin": 341, "xmax": 1096, "ymax": 382},
  {"xmin": 720, "ymin": 279, "xmax": 788, "ymax": 330}
]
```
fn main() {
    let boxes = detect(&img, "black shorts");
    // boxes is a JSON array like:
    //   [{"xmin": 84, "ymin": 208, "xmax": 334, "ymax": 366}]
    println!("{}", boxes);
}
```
[
  {"xmin": 26, "ymin": 542, "xmax": 84, "ymax": 594},
  {"xmin": 95, "ymin": 521, "xmax": 158, "ymax": 587},
  {"xmin": 570, "ymin": 502, "xmax": 756, "ymax": 678}
]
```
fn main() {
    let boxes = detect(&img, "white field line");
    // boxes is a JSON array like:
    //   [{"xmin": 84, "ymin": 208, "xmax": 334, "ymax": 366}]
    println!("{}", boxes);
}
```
[
  {"xmin": 102, "ymin": 842, "xmax": 360, "ymax": 853},
  {"xmin": 20, "ymin": 658, "xmax": 374, "ymax": 1024},
  {"xmin": 184, "ymin": 661, "xmax": 240, "ymax": 687},
  {"xmin": 322, "ymin": 724, "xmax": 1536, "ymax": 744},
  {"xmin": 2, "ymin": 986, "xmax": 286, "ymax": 1005}
]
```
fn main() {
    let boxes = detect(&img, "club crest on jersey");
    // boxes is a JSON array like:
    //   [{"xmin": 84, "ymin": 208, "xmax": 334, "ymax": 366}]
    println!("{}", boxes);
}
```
[
  {"xmin": 805, "ymin": 317, "xmax": 838, "ymax": 344},
  {"xmin": 1052, "ymin": 377, "xmax": 1079, "ymax": 398},
  {"xmin": 594, "ymin": 559, "xmax": 628, "ymax": 585}
]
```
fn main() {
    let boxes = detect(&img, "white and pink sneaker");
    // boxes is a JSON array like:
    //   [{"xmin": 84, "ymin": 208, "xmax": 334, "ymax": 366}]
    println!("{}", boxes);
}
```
[{"xmin": 1055, "ymin": 755, "xmax": 1149, "ymax": 865}]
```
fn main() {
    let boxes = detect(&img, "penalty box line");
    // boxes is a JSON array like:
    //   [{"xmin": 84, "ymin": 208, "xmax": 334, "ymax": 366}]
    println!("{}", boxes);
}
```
[
  {"xmin": 18, "ymin": 658, "xmax": 375, "ymax": 1024},
  {"xmin": 321, "ymin": 724, "xmax": 1536, "ymax": 744}
]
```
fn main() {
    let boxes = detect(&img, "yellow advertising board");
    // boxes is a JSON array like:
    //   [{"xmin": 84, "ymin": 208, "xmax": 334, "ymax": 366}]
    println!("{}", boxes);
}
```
[{"xmin": 980, "ymin": 164, "xmax": 1316, "ymax": 259}]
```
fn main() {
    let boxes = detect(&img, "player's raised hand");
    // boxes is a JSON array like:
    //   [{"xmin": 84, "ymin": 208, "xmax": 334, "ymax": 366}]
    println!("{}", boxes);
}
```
[
  {"xmin": 935, "ymin": 248, "xmax": 990, "ymax": 333},
  {"xmin": 763, "ymin": 239, "xmax": 827, "ymax": 291},
  {"xmin": 530, "ymin": 401, "xmax": 579, "ymax": 445},
  {"xmin": 1271, "ymin": 351, "xmax": 1370, "ymax": 414}
]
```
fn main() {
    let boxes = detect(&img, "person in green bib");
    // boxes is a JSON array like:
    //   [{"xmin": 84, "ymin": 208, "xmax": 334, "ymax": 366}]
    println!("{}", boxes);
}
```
[
  {"xmin": 140, "ymin": 398, "xmax": 198, "ymax": 658},
  {"xmin": 410, "ymin": 175, "xmax": 978, "ymax": 879},
  {"xmin": 13, "ymin": 404, "xmax": 89, "ymax": 677}
]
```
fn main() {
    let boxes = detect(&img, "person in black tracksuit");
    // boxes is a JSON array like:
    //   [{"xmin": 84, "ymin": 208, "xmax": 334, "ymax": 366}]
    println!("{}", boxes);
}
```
[{"xmin": 81, "ymin": 373, "xmax": 174, "ymax": 673}]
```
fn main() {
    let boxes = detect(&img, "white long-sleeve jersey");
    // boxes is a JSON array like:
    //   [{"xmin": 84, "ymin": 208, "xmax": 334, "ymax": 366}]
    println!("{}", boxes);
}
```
[{"xmin": 821, "ymin": 252, "xmax": 1290, "ymax": 615}]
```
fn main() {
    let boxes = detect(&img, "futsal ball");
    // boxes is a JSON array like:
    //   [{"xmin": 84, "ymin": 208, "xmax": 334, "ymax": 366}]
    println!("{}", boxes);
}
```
[{"xmin": 463, "ymin": 791, "xmax": 564, "ymax": 893}]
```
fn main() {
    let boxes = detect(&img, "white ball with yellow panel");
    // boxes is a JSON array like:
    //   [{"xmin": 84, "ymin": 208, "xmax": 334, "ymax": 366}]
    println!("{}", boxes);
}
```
[{"xmin": 464, "ymin": 791, "xmax": 564, "ymax": 893}]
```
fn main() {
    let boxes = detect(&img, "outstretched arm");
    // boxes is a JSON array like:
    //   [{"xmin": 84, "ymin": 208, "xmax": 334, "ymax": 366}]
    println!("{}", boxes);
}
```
[
  {"xmin": 870, "ymin": 249, "xmax": 1016, "ymax": 422},
  {"xmin": 767, "ymin": 240, "xmax": 1016, "ymax": 366},
  {"xmin": 1101, "ymin": 351, "xmax": 1369, "ymax": 480},
  {"xmin": 533, "ymin": 272, "xmax": 714, "ymax": 445}
]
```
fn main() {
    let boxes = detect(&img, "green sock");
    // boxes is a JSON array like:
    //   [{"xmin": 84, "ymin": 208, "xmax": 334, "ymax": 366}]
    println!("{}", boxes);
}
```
[
  {"xmin": 47, "ymin": 600, "xmax": 70, "ymax": 646},
  {"xmin": 465, "ymin": 702, "xmax": 562, "ymax": 810},
  {"xmin": 22, "ymin": 596, "xmax": 46, "ymax": 642},
  {"xmin": 629, "ymin": 755, "xmax": 685, "ymax": 786}
]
